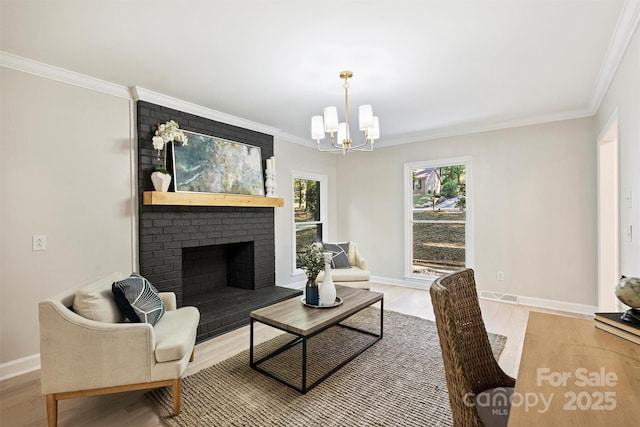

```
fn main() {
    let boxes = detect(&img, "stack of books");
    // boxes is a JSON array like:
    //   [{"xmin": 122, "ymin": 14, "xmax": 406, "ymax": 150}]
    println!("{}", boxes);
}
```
[{"xmin": 594, "ymin": 312, "xmax": 640, "ymax": 345}]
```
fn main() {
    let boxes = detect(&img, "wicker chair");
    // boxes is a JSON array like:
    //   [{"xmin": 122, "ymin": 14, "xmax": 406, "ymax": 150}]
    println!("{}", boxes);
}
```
[{"xmin": 430, "ymin": 268, "xmax": 516, "ymax": 427}]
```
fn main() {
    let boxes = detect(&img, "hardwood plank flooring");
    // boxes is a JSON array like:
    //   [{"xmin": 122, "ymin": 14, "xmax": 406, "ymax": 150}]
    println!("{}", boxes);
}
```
[{"xmin": 0, "ymin": 283, "xmax": 588, "ymax": 427}]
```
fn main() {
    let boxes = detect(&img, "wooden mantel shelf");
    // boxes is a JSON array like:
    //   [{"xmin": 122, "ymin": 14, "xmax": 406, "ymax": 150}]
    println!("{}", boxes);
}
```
[{"xmin": 143, "ymin": 191, "xmax": 284, "ymax": 207}]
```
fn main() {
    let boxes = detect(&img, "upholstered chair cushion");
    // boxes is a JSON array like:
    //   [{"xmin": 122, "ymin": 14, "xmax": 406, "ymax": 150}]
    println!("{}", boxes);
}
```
[
  {"xmin": 154, "ymin": 307, "xmax": 201, "ymax": 362},
  {"xmin": 472, "ymin": 387, "xmax": 515, "ymax": 427},
  {"xmin": 72, "ymin": 272, "xmax": 125, "ymax": 323},
  {"xmin": 328, "ymin": 267, "xmax": 371, "ymax": 282}
]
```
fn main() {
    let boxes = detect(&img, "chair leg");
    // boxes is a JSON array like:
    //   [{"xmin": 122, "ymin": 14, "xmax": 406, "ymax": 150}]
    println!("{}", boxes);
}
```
[
  {"xmin": 172, "ymin": 378, "xmax": 181, "ymax": 416},
  {"xmin": 46, "ymin": 394, "xmax": 57, "ymax": 427},
  {"xmin": 189, "ymin": 349, "xmax": 195, "ymax": 362}
]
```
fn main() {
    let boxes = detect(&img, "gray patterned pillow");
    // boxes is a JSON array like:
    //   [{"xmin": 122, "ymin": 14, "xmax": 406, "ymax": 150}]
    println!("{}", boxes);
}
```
[
  {"xmin": 112, "ymin": 273, "xmax": 165, "ymax": 325},
  {"xmin": 322, "ymin": 242, "xmax": 351, "ymax": 269}
]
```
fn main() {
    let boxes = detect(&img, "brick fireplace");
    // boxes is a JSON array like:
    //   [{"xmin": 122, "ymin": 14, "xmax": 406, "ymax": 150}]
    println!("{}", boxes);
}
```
[{"xmin": 136, "ymin": 101, "xmax": 300, "ymax": 342}]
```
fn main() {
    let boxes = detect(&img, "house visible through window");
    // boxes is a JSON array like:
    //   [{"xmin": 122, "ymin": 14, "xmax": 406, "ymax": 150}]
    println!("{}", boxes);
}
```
[
  {"xmin": 293, "ymin": 173, "xmax": 327, "ymax": 270},
  {"xmin": 405, "ymin": 158, "xmax": 471, "ymax": 279}
]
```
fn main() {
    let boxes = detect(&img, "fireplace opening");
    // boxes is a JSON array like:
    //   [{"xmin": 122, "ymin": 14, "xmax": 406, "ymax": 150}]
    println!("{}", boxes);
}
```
[
  {"xmin": 181, "ymin": 242, "xmax": 299, "ymax": 341},
  {"xmin": 183, "ymin": 241, "xmax": 255, "ymax": 302}
]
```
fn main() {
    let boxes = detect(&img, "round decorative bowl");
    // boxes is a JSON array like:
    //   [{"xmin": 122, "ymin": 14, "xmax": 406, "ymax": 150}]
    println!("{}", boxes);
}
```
[{"xmin": 615, "ymin": 276, "xmax": 640, "ymax": 324}]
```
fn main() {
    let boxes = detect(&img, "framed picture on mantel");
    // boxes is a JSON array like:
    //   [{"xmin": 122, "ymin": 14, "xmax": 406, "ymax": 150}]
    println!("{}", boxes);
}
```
[{"xmin": 172, "ymin": 130, "xmax": 265, "ymax": 196}]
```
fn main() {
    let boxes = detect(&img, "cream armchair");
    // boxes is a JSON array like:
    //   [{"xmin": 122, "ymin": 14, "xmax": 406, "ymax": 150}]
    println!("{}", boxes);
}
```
[
  {"xmin": 39, "ymin": 272, "xmax": 200, "ymax": 427},
  {"xmin": 315, "ymin": 242, "xmax": 371, "ymax": 289}
]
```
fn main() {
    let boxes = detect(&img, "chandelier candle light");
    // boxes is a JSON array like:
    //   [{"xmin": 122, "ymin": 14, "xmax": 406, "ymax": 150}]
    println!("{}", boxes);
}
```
[{"xmin": 311, "ymin": 70, "xmax": 380, "ymax": 155}]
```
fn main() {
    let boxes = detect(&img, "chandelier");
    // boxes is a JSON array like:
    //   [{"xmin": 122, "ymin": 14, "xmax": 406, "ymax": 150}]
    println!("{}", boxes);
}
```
[{"xmin": 311, "ymin": 70, "xmax": 380, "ymax": 154}]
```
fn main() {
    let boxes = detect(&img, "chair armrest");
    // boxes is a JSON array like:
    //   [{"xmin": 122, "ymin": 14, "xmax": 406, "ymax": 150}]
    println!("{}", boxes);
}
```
[
  {"xmin": 351, "ymin": 243, "xmax": 369, "ymax": 270},
  {"xmin": 39, "ymin": 297, "xmax": 155, "ymax": 394},
  {"xmin": 356, "ymin": 256, "xmax": 368, "ymax": 270},
  {"xmin": 160, "ymin": 292, "xmax": 177, "ymax": 311}
]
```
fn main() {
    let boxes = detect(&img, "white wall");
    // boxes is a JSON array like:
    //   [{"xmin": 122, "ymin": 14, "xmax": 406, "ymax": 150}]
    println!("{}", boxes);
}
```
[
  {"xmin": 273, "ymin": 138, "xmax": 338, "ymax": 286},
  {"xmin": 596, "ymin": 22, "xmax": 640, "ymax": 278},
  {"xmin": 337, "ymin": 118, "xmax": 598, "ymax": 307},
  {"xmin": 0, "ymin": 68, "xmax": 134, "ymax": 369}
]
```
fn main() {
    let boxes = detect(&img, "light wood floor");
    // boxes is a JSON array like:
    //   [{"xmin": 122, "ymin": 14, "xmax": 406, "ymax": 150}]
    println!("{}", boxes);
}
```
[{"xmin": 0, "ymin": 283, "xmax": 588, "ymax": 427}]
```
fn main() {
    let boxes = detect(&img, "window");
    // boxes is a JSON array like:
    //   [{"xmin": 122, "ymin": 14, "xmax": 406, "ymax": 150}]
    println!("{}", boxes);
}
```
[
  {"xmin": 293, "ymin": 172, "xmax": 327, "ymax": 272},
  {"xmin": 404, "ymin": 157, "xmax": 472, "ymax": 280}
]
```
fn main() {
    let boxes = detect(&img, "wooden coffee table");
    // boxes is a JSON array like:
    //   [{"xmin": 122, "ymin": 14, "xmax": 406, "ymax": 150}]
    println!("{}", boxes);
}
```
[{"xmin": 250, "ymin": 285, "xmax": 383, "ymax": 393}]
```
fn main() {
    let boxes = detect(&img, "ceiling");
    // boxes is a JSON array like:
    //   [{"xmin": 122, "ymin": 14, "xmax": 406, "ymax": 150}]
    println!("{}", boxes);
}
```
[{"xmin": 1, "ymin": 0, "xmax": 638, "ymax": 147}]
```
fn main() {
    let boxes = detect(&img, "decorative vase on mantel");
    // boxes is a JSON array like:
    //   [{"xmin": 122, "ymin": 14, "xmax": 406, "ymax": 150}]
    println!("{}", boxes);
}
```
[
  {"xmin": 151, "ymin": 171, "xmax": 172, "ymax": 192},
  {"xmin": 319, "ymin": 254, "xmax": 337, "ymax": 306},
  {"xmin": 305, "ymin": 279, "xmax": 319, "ymax": 306}
]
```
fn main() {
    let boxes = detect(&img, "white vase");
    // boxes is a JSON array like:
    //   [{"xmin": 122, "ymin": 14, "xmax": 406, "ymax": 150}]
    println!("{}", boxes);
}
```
[
  {"xmin": 319, "ymin": 256, "xmax": 337, "ymax": 306},
  {"xmin": 151, "ymin": 171, "xmax": 172, "ymax": 192}
]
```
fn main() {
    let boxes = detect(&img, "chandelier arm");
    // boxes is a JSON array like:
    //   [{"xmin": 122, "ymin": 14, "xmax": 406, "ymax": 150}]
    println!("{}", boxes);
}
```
[
  {"xmin": 349, "ymin": 139, "xmax": 373, "ymax": 150},
  {"xmin": 349, "ymin": 143, "xmax": 375, "ymax": 152},
  {"xmin": 316, "ymin": 143, "xmax": 347, "ymax": 153},
  {"xmin": 328, "ymin": 133, "xmax": 344, "ymax": 149}
]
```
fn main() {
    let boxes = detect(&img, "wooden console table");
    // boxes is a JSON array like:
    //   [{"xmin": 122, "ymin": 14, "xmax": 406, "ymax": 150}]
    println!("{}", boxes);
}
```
[{"xmin": 508, "ymin": 311, "xmax": 639, "ymax": 426}]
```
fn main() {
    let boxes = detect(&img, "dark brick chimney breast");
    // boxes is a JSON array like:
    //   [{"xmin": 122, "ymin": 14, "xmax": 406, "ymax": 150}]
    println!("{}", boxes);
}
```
[{"xmin": 137, "ymin": 101, "xmax": 300, "ymax": 342}]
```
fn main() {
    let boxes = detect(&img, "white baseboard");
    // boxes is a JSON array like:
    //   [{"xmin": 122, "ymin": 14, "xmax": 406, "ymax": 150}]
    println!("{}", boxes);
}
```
[
  {"xmin": 279, "ymin": 276, "xmax": 431, "ymax": 291},
  {"xmin": 479, "ymin": 290, "xmax": 597, "ymax": 315},
  {"xmin": 0, "ymin": 353, "xmax": 40, "ymax": 381},
  {"xmin": 278, "ymin": 280, "xmax": 305, "ymax": 290},
  {"xmin": 517, "ymin": 295, "xmax": 597, "ymax": 316},
  {"xmin": 374, "ymin": 276, "xmax": 597, "ymax": 316},
  {"xmin": 479, "ymin": 290, "xmax": 519, "ymax": 304},
  {"xmin": 371, "ymin": 275, "xmax": 431, "ymax": 290}
]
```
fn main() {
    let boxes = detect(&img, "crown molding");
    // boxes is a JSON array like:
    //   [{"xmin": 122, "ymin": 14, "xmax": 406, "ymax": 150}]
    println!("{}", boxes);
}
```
[
  {"xmin": 589, "ymin": 0, "xmax": 640, "ymax": 113},
  {"xmin": 131, "ymin": 87, "xmax": 280, "ymax": 136},
  {"xmin": 0, "ymin": 51, "xmax": 131, "ymax": 99},
  {"xmin": 278, "ymin": 106, "xmax": 594, "ymax": 150},
  {"xmin": 274, "ymin": 131, "xmax": 317, "ymax": 148},
  {"xmin": 0, "ymin": 52, "xmax": 282, "ymax": 136},
  {"xmin": 378, "ymin": 107, "xmax": 594, "ymax": 148}
]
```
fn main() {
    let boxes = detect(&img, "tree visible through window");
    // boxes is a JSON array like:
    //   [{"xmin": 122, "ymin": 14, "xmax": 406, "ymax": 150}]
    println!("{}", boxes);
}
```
[
  {"xmin": 294, "ymin": 177, "xmax": 322, "ymax": 268},
  {"xmin": 410, "ymin": 163, "xmax": 467, "ymax": 277}
]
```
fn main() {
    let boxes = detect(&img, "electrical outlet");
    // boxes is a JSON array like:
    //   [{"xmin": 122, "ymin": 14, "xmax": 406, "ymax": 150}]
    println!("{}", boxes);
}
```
[
  {"xmin": 32, "ymin": 235, "xmax": 46, "ymax": 251},
  {"xmin": 497, "ymin": 271, "xmax": 505, "ymax": 281}
]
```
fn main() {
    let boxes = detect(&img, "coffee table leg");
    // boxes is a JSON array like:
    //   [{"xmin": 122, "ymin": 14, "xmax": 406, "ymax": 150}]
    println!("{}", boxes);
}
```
[
  {"xmin": 302, "ymin": 337, "xmax": 307, "ymax": 393},
  {"xmin": 250, "ymin": 318, "xmax": 255, "ymax": 366},
  {"xmin": 380, "ymin": 298, "xmax": 384, "ymax": 339}
]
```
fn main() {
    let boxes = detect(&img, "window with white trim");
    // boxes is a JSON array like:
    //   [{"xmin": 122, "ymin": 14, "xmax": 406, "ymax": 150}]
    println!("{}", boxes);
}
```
[
  {"xmin": 405, "ymin": 157, "xmax": 472, "ymax": 280},
  {"xmin": 292, "ymin": 172, "xmax": 327, "ymax": 272}
]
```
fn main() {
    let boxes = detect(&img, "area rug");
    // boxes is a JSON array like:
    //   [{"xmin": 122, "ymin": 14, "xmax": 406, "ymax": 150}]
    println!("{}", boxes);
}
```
[{"xmin": 147, "ymin": 308, "xmax": 507, "ymax": 426}]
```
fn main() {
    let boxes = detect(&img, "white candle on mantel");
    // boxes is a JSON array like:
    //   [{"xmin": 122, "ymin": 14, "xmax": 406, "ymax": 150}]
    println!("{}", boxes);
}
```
[
  {"xmin": 266, "ymin": 158, "xmax": 272, "ymax": 170},
  {"xmin": 270, "ymin": 156, "xmax": 276, "ymax": 170}
]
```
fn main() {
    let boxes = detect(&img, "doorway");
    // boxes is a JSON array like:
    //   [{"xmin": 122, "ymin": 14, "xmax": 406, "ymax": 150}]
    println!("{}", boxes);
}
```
[{"xmin": 597, "ymin": 111, "xmax": 619, "ymax": 312}]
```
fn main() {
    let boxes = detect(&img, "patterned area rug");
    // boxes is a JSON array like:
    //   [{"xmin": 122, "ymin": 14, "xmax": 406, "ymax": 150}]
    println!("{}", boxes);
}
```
[{"xmin": 147, "ymin": 308, "xmax": 507, "ymax": 426}]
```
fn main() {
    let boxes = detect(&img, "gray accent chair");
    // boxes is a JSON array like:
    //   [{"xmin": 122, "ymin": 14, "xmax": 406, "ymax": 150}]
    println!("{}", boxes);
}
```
[{"xmin": 38, "ymin": 272, "xmax": 200, "ymax": 427}]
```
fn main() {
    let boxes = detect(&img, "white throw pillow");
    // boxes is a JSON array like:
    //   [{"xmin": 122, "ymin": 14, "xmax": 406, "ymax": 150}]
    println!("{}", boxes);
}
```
[{"xmin": 73, "ymin": 272, "xmax": 125, "ymax": 323}]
